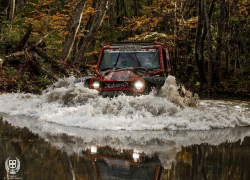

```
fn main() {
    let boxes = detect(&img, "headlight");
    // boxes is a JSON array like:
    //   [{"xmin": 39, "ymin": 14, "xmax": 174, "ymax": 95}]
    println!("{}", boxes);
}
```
[
  {"xmin": 92, "ymin": 81, "xmax": 100, "ymax": 89},
  {"xmin": 134, "ymin": 80, "xmax": 143, "ymax": 90},
  {"xmin": 91, "ymin": 146, "xmax": 97, "ymax": 154},
  {"xmin": 133, "ymin": 152, "xmax": 140, "ymax": 162}
]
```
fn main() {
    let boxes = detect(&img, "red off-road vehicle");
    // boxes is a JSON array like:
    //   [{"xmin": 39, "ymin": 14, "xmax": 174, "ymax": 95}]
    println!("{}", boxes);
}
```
[{"xmin": 84, "ymin": 41, "xmax": 171, "ymax": 96}]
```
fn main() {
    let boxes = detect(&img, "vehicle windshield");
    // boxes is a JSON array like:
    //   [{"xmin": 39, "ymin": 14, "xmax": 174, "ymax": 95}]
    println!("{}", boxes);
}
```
[{"xmin": 99, "ymin": 50, "xmax": 160, "ymax": 70}]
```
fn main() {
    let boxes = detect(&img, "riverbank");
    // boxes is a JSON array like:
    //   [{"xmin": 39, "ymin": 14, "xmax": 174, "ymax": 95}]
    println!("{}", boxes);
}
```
[
  {"xmin": 199, "ymin": 91, "xmax": 250, "ymax": 101},
  {"xmin": 0, "ymin": 59, "xmax": 249, "ymax": 99},
  {"xmin": 183, "ymin": 81, "xmax": 250, "ymax": 101}
]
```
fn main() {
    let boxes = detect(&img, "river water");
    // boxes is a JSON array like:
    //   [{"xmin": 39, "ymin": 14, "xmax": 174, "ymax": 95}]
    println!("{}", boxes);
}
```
[{"xmin": 0, "ymin": 76, "xmax": 250, "ymax": 179}]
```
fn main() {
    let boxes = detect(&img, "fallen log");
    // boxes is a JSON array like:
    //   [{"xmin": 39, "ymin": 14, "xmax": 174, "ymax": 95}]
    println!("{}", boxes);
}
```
[
  {"xmin": 29, "ymin": 51, "xmax": 58, "ymax": 81},
  {"xmin": 6, "ymin": 47, "xmax": 68, "ymax": 76},
  {"xmin": 34, "ymin": 28, "xmax": 61, "ymax": 47},
  {"xmin": 6, "ymin": 51, "xmax": 25, "ymax": 58},
  {"xmin": 5, "ymin": 28, "xmax": 69, "ymax": 77},
  {"xmin": 41, "ymin": 47, "xmax": 60, "ymax": 52},
  {"xmin": 32, "ymin": 47, "xmax": 68, "ymax": 75},
  {"xmin": 5, "ymin": 29, "xmax": 60, "ymax": 59},
  {"xmin": 12, "ymin": 30, "xmax": 32, "ymax": 53}
]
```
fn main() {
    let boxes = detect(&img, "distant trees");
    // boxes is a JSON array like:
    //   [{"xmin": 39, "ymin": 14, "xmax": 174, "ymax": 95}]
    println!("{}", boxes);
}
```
[
  {"xmin": 60, "ymin": 0, "xmax": 87, "ymax": 62},
  {"xmin": 114, "ymin": 0, "xmax": 249, "ymax": 91},
  {"xmin": 60, "ymin": 0, "xmax": 110, "ymax": 67},
  {"xmin": 0, "ymin": 0, "xmax": 249, "ymax": 93},
  {"xmin": 74, "ymin": 0, "xmax": 109, "ymax": 67}
]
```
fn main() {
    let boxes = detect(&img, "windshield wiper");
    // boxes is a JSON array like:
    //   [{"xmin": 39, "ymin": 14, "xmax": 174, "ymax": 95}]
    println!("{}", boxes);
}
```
[
  {"xmin": 143, "ymin": 49, "xmax": 160, "ymax": 75},
  {"xmin": 100, "ymin": 52, "xmax": 121, "ymax": 75},
  {"xmin": 133, "ymin": 67, "xmax": 155, "ymax": 71},
  {"xmin": 100, "ymin": 67, "xmax": 113, "ymax": 71},
  {"xmin": 134, "ymin": 53, "xmax": 141, "ymax": 67},
  {"xmin": 112, "ymin": 52, "xmax": 121, "ymax": 68}
]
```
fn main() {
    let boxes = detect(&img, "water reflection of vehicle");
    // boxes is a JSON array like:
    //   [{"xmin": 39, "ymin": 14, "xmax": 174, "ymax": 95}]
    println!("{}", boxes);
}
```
[
  {"xmin": 2, "ymin": 115, "xmax": 250, "ymax": 179},
  {"xmin": 85, "ymin": 146, "xmax": 162, "ymax": 180},
  {"xmin": 83, "ymin": 41, "xmax": 171, "ymax": 97}
]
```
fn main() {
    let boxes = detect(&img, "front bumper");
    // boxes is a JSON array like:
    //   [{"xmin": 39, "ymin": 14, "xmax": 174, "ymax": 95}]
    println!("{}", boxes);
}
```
[{"xmin": 90, "ymin": 77, "xmax": 146, "ymax": 93}]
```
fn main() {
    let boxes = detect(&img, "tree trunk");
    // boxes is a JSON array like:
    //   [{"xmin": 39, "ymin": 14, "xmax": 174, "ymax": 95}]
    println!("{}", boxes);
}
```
[
  {"xmin": 72, "ymin": 36, "xmax": 79, "ymax": 60},
  {"xmin": 195, "ymin": 0, "xmax": 206, "ymax": 87},
  {"xmin": 133, "ymin": 0, "xmax": 138, "ymax": 16},
  {"xmin": 60, "ymin": 0, "xmax": 86, "ymax": 62},
  {"xmin": 199, "ymin": 0, "xmax": 207, "ymax": 85},
  {"xmin": 78, "ymin": 0, "xmax": 97, "ymax": 49},
  {"xmin": 74, "ymin": 0, "xmax": 109, "ymax": 68},
  {"xmin": 33, "ymin": 47, "xmax": 68, "ymax": 75},
  {"xmin": 84, "ymin": 0, "xmax": 97, "ymax": 33},
  {"xmin": 204, "ymin": 0, "xmax": 215, "ymax": 88},
  {"xmin": 30, "ymin": 51, "xmax": 58, "ymax": 81},
  {"xmin": 213, "ymin": 0, "xmax": 225, "ymax": 85},
  {"xmin": 12, "ymin": 30, "xmax": 32, "ymax": 53},
  {"xmin": 116, "ymin": 0, "xmax": 121, "ymax": 25},
  {"xmin": 225, "ymin": 41, "xmax": 229, "ymax": 75},
  {"xmin": 82, "ymin": 0, "xmax": 98, "ymax": 63},
  {"xmin": 173, "ymin": 2, "xmax": 177, "ymax": 76},
  {"xmin": 8, "ymin": 0, "xmax": 15, "ymax": 24},
  {"xmin": 122, "ymin": 0, "xmax": 127, "ymax": 17},
  {"xmin": 234, "ymin": 50, "xmax": 237, "ymax": 78},
  {"xmin": 234, "ymin": 0, "xmax": 250, "ymax": 72}
]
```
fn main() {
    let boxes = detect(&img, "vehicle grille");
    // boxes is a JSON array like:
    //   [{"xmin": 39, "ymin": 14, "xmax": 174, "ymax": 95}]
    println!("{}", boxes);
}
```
[{"xmin": 101, "ymin": 81, "xmax": 131, "ymax": 89}]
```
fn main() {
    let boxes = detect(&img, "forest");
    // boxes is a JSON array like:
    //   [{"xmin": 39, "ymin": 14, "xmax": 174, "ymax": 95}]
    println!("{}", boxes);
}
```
[{"xmin": 0, "ymin": 0, "xmax": 249, "ymax": 98}]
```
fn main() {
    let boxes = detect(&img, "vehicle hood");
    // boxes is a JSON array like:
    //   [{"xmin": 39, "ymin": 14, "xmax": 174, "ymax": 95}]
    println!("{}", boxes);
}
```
[
  {"xmin": 104, "ymin": 70, "xmax": 139, "ymax": 81},
  {"xmin": 104, "ymin": 69, "xmax": 166, "ymax": 86}
]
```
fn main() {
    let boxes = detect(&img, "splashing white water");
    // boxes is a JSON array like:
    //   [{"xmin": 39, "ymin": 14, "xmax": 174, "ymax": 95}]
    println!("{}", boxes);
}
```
[{"xmin": 0, "ymin": 76, "xmax": 249, "ymax": 130}]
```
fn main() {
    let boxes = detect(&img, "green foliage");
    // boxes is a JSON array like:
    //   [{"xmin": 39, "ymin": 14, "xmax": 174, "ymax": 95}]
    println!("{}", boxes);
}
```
[
  {"xmin": 34, "ymin": 75, "xmax": 52, "ymax": 94},
  {"xmin": 195, "ymin": 81, "xmax": 200, "ymax": 87},
  {"xmin": 0, "ymin": 62, "xmax": 53, "ymax": 94},
  {"xmin": 0, "ymin": 0, "xmax": 250, "ymax": 96},
  {"xmin": 213, "ymin": 11, "xmax": 220, "ymax": 20}
]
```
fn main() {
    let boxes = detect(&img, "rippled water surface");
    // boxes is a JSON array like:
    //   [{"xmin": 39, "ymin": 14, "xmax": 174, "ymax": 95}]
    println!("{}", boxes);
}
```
[{"xmin": 0, "ymin": 115, "xmax": 250, "ymax": 180}]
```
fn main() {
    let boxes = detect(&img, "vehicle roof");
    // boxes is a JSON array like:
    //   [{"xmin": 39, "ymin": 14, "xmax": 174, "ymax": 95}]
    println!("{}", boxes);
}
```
[
  {"xmin": 103, "ymin": 42, "xmax": 161, "ymax": 49},
  {"xmin": 110, "ymin": 41, "xmax": 156, "ymax": 46}
]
